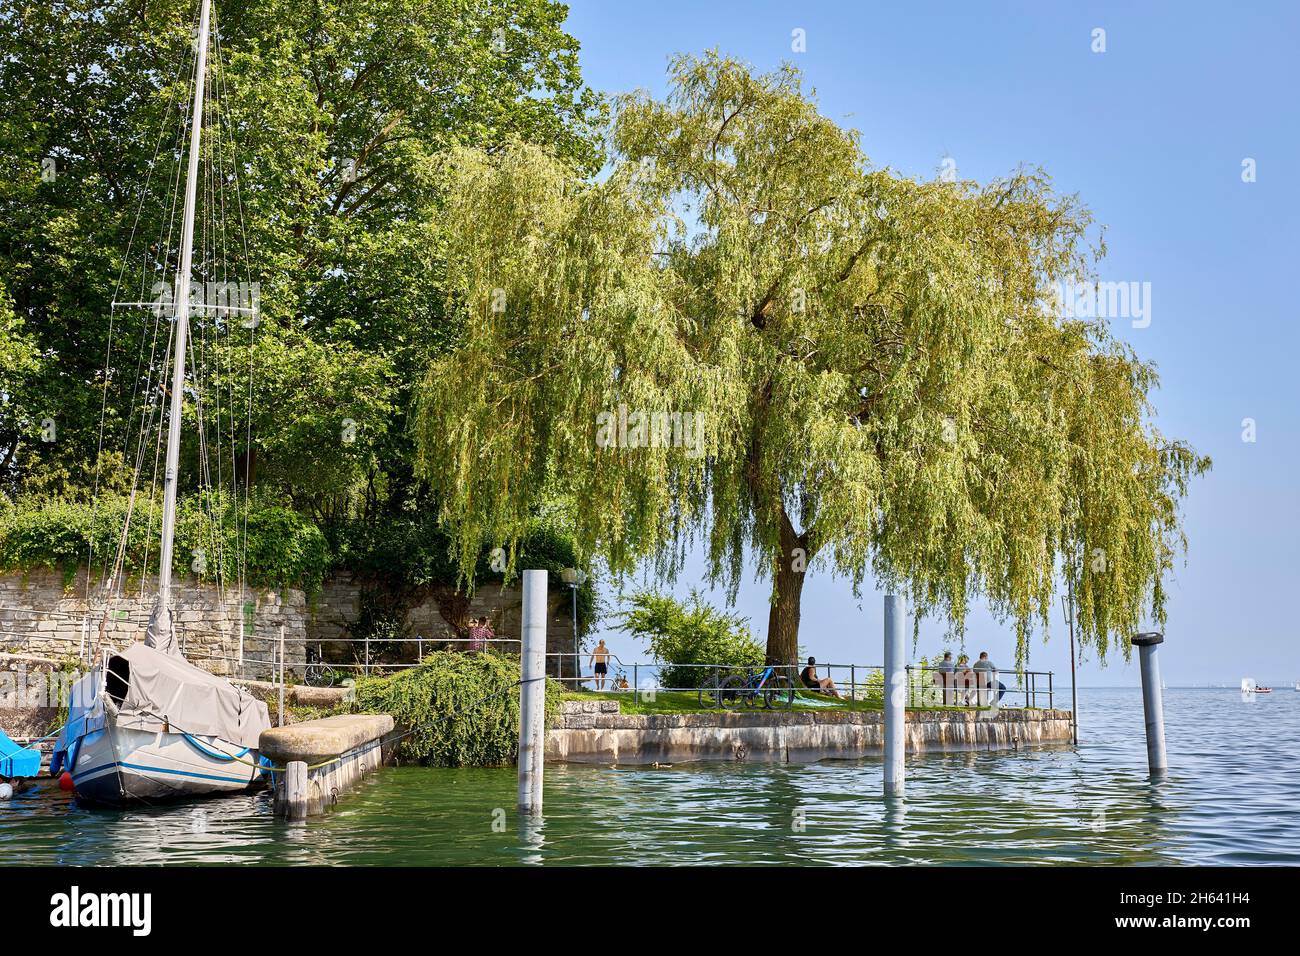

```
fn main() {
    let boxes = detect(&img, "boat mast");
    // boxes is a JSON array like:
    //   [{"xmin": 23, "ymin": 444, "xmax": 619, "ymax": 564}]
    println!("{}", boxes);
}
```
[{"xmin": 157, "ymin": 0, "xmax": 211, "ymax": 616}]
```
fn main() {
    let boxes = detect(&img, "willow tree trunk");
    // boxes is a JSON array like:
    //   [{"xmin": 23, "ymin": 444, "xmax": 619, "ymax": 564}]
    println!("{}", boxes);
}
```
[
  {"xmin": 765, "ymin": 514, "xmax": 808, "ymax": 666},
  {"xmin": 766, "ymin": 555, "xmax": 805, "ymax": 666}
]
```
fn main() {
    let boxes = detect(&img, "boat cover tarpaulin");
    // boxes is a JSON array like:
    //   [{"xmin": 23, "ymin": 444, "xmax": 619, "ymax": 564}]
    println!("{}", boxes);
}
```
[
  {"xmin": 144, "ymin": 601, "xmax": 182, "ymax": 657},
  {"xmin": 109, "ymin": 643, "xmax": 270, "ymax": 749},
  {"xmin": 0, "ymin": 728, "xmax": 41, "ymax": 777}
]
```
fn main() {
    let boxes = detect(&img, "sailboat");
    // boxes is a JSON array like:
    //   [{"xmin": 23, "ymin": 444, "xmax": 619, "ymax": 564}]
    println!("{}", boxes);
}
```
[{"xmin": 51, "ymin": 0, "xmax": 270, "ymax": 805}]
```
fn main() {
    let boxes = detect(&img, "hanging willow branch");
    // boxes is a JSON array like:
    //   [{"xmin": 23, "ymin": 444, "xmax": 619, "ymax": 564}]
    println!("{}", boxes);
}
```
[{"xmin": 414, "ymin": 52, "xmax": 1209, "ymax": 665}]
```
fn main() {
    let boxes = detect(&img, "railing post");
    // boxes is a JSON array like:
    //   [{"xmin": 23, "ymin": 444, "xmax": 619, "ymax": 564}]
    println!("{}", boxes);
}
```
[
  {"xmin": 277, "ymin": 623, "xmax": 286, "ymax": 727},
  {"xmin": 850, "ymin": 664, "xmax": 856, "ymax": 702},
  {"xmin": 1048, "ymin": 671, "xmax": 1054, "ymax": 710},
  {"xmin": 633, "ymin": 663, "xmax": 639, "ymax": 705}
]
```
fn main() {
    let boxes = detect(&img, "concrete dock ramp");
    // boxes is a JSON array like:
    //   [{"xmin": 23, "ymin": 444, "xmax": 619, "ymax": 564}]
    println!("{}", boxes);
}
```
[{"xmin": 260, "ymin": 714, "xmax": 396, "ymax": 819}]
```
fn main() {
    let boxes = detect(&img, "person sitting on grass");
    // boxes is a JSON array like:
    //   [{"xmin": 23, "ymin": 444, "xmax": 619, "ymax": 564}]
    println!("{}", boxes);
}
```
[{"xmin": 799, "ymin": 657, "xmax": 841, "ymax": 698}]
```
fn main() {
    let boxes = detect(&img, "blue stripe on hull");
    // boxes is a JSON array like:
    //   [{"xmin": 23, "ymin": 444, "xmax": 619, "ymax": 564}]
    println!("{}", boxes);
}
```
[{"xmin": 73, "ymin": 760, "xmax": 250, "ymax": 786}]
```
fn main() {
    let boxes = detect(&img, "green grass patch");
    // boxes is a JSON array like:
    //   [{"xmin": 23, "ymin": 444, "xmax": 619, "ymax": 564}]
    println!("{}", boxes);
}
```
[
  {"xmin": 562, "ymin": 688, "xmax": 1005, "ymax": 716},
  {"xmin": 563, "ymin": 687, "xmax": 885, "ymax": 715}
]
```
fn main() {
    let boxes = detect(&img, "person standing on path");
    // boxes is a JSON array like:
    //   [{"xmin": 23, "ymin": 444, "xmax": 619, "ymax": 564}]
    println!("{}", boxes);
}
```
[{"xmin": 589, "ymin": 639, "xmax": 611, "ymax": 690}]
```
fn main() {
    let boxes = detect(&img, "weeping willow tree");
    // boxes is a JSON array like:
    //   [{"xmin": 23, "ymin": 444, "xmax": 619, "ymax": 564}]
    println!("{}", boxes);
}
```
[{"xmin": 414, "ymin": 52, "xmax": 1208, "ymax": 667}]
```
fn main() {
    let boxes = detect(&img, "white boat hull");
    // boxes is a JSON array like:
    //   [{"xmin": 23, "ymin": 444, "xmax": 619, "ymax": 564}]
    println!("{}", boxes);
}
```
[{"xmin": 69, "ymin": 710, "xmax": 262, "ymax": 805}]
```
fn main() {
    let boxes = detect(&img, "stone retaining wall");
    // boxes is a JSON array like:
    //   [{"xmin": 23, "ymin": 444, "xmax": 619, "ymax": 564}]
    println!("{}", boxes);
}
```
[
  {"xmin": 0, "ymin": 568, "xmax": 576, "ymax": 682},
  {"xmin": 547, "ymin": 699, "xmax": 1074, "ymax": 764},
  {"xmin": 0, "ymin": 569, "xmax": 303, "ymax": 679}
]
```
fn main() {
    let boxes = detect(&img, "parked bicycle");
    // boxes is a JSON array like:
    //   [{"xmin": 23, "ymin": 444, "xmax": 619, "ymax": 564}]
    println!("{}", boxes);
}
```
[
  {"xmin": 699, "ymin": 665, "xmax": 795, "ymax": 709},
  {"xmin": 304, "ymin": 642, "xmax": 339, "ymax": 687}
]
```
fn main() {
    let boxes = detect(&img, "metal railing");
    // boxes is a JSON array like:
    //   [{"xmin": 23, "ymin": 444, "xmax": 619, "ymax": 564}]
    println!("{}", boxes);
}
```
[
  {"xmin": 1, "ymin": 615, "xmax": 1055, "ymax": 709},
  {"xmin": 545, "ymin": 655, "xmax": 883, "ymax": 703},
  {"xmin": 545, "ymin": 654, "xmax": 1055, "ymax": 710},
  {"xmin": 905, "ymin": 665, "xmax": 1054, "ymax": 710}
]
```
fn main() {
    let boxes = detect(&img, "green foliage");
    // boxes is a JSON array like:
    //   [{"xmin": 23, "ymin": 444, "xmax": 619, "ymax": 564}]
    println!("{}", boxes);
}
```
[
  {"xmin": 349, "ymin": 650, "xmax": 561, "ymax": 767},
  {"xmin": 0, "ymin": 494, "xmax": 330, "ymax": 594},
  {"xmin": 415, "ymin": 52, "xmax": 1209, "ymax": 666},
  {"xmin": 618, "ymin": 589, "xmax": 763, "ymax": 688},
  {"xmin": 329, "ymin": 511, "xmax": 599, "ymax": 627},
  {"xmin": 0, "ymin": 0, "xmax": 603, "ymax": 512}
]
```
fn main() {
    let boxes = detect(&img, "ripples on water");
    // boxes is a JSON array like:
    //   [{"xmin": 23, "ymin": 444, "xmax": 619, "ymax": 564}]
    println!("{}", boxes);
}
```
[{"xmin": 2, "ymin": 688, "xmax": 1297, "ymax": 865}]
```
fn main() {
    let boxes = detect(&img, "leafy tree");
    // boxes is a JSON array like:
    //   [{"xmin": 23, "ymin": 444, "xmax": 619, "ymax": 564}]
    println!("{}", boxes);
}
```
[
  {"xmin": 0, "ymin": 0, "xmax": 603, "ymax": 514},
  {"xmin": 617, "ymin": 589, "xmax": 762, "ymax": 689},
  {"xmin": 414, "ymin": 52, "xmax": 1209, "ymax": 666},
  {"xmin": 0, "ymin": 281, "xmax": 41, "ymax": 485}
]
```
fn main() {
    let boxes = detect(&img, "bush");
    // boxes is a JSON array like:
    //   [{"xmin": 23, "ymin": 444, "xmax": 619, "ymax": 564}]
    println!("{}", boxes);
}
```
[
  {"xmin": 349, "ymin": 650, "xmax": 561, "ymax": 766},
  {"xmin": 617, "ymin": 589, "xmax": 764, "ymax": 688},
  {"xmin": 0, "ymin": 493, "xmax": 330, "ymax": 595}
]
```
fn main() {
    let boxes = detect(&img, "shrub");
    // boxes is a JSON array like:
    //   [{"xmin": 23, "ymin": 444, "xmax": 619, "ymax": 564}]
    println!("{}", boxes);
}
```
[
  {"xmin": 348, "ymin": 650, "xmax": 561, "ymax": 766},
  {"xmin": 617, "ymin": 589, "xmax": 764, "ymax": 688}
]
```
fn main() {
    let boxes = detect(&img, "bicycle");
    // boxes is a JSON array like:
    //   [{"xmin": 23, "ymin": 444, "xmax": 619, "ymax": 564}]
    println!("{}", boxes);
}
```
[
  {"xmin": 303, "ymin": 642, "xmax": 339, "ymax": 687},
  {"xmin": 698, "ymin": 669, "xmax": 746, "ymax": 708},
  {"xmin": 739, "ymin": 665, "xmax": 796, "ymax": 709},
  {"xmin": 698, "ymin": 665, "xmax": 795, "ymax": 709}
]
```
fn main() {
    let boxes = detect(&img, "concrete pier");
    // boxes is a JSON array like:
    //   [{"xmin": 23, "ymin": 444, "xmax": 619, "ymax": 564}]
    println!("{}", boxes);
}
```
[
  {"xmin": 259, "ymin": 714, "xmax": 396, "ymax": 818},
  {"xmin": 547, "ymin": 701, "xmax": 1073, "ymax": 764}
]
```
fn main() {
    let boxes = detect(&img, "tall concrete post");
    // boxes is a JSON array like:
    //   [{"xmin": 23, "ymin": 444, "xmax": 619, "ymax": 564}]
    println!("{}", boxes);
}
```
[
  {"xmin": 517, "ymin": 569, "xmax": 548, "ymax": 813},
  {"xmin": 883, "ymin": 594, "xmax": 906, "ymax": 795},
  {"xmin": 1132, "ymin": 632, "xmax": 1168, "ymax": 776}
]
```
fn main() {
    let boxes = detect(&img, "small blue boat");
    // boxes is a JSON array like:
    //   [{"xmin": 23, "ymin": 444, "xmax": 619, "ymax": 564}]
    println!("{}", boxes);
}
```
[{"xmin": 0, "ymin": 728, "xmax": 41, "ymax": 778}]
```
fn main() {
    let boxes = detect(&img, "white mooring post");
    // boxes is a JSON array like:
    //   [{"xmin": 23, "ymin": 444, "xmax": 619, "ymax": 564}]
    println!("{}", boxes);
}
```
[
  {"xmin": 883, "ymin": 594, "xmax": 906, "ymax": 795},
  {"xmin": 517, "ymin": 569, "xmax": 548, "ymax": 814},
  {"xmin": 1132, "ymin": 631, "xmax": 1168, "ymax": 776}
]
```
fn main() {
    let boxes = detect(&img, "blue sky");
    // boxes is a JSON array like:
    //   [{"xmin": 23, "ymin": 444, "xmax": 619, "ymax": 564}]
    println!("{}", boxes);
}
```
[{"xmin": 566, "ymin": 1, "xmax": 1300, "ymax": 686}]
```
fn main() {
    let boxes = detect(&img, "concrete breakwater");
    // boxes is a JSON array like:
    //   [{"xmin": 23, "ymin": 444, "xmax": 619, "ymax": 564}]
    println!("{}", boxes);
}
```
[
  {"xmin": 260, "ymin": 714, "xmax": 397, "ymax": 819},
  {"xmin": 547, "ymin": 700, "xmax": 1073, "ymax": 764}
]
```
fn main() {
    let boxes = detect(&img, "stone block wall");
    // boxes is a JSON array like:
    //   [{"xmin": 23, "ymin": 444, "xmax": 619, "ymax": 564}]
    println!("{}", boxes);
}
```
[
  {"xmin": 0, "ymin": 568, "xmax": 577, "ymax": 682},
  {"xmin": 308, "ymin": 573, "xmax": 578, "ymax": 677},
  {"xmin": 0, "ymin": 569, "xmax": 303, "ymax": 679},
  {"xmin": 547, "ymin": 700, "xmax": 1075, "ymax": 763}
]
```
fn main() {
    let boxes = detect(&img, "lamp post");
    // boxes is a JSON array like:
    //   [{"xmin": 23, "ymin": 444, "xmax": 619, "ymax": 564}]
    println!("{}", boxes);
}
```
[{"xmin": 561, "ymin": 567, "xmax": 586, "ymax": 684}]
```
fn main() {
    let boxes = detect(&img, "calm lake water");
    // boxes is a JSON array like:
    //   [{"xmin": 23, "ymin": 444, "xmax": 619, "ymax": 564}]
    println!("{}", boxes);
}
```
[{"xmin": 3, "ymin": 688, "xmax": 1297, "ymax": 865}]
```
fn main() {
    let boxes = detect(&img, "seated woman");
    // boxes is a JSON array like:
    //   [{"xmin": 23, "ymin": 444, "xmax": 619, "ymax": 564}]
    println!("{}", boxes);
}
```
[
  {"xmin": 954, "ymin": 654, "xmax": 976, "ymax": 704},
  {"xmin": 799, "ymin": 657, "xmax": 841, "ymax": 698}
]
